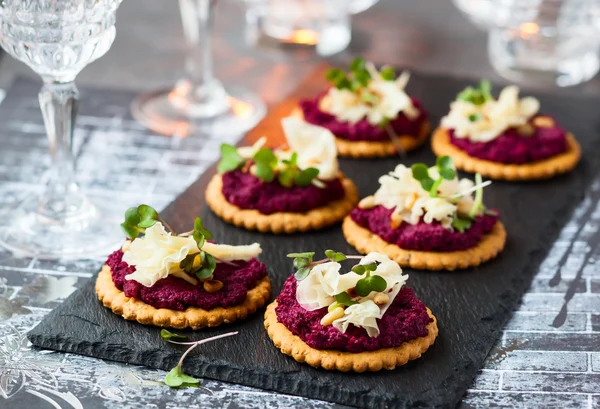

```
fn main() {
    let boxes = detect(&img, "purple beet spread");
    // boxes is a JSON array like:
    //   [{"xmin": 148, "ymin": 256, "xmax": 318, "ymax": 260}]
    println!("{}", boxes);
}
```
[
  {"xmin": 350, "ymin": 205, "xmax": 498, "ymax": 252},
  {"xmin": 300, "ymin": 93, "xmax": 428, "ymax": 142},
  {"xmin": 448, "ymin": 117, "xmax": 567, "ymax": 164},
  {"xmin": 221, "ymin": 170, "xmax": 345, "ymax": 215},
  {"xmin": 107, "ymin": 250, "xmax": 267, "ymax": 311},
  {"xmin": 275, "ymin": 276, "xmax": 432, "ymax": 352}
]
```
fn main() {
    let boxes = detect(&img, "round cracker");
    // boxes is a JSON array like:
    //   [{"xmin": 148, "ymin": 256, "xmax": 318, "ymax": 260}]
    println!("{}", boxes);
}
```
[
  {"xmin": 342, "ymin": 216, "xmax": 506, "ymax": 271},
  {"xmin": 292, "ymin": 107, "xmax": 430, "ymax": 158},
  {"xmin": 431, "ymin": 127, "xmax": 581, "ymax": 181},
  {"xmin": 96, "ymin": 265, "xmax": 271, "ymax": 329},
  {"xmin": 264, "ymin": 301, "xmax": 438, "ymax": 372},
  {"xmin": 206, "ymin": 174, "xmax": 359, "ymax": 234}
]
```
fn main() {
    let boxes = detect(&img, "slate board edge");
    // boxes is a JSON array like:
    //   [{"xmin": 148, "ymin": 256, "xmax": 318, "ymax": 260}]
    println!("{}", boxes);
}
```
[{"xmin": 26, "ymin": 68, "xmax": 600, "ymax": 409}]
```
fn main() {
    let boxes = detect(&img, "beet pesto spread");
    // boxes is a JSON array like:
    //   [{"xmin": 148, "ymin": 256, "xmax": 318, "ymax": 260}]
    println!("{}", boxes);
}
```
[
  {"xmin": 221, "ymin": 170, "xmax": 345, "ymax": 215},
  {"xmin": 351, "ymin": 206, "xmax": 498, "ymax": 252},
  {"xmin": 300, "ymin": 94, "xmax": 427, "ymax": 142},
  {"xmin": 448, "ymin": 116, "xmax": 568, "ymax": 164},
  {"xmin": 107, "ymin": 249, "xmax": 267, "ymax": 311},
  {"xmin": 275, "ymin": 276, "xmax": 432, "ymax": 353}
]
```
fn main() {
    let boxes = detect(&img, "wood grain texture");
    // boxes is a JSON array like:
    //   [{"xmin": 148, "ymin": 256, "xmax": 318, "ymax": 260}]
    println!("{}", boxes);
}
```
[{"xmin": 28, "ymin": 68, "xmax": 600, "ymax": 409}]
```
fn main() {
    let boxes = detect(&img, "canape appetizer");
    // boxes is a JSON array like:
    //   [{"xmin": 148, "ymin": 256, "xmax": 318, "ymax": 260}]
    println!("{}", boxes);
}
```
[
  {"xmin": 264, "ymin": 250, "xmax": 437, "ymax": 372},
  {"xmin": 206, "ymin": 117, "xmax": 359, "ymax": 233},
  {"xmin": 431, "ymin": 81, "xmax": 581, "ymax": 180},
  {"xmin": 96, "ymin": 205, "xmax": 271, "ymax": 329},
  {"xmin": 342, "ymin": 157, "xmax": 506, "ymax": 270},
  {"xmin": 294, "ymin": 58, "xmax": 430, "ymax": 158}
]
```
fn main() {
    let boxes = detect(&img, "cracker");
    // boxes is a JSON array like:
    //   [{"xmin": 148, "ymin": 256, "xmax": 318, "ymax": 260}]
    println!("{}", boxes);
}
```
[
  {"xmin": 206, "ymin": 174, "xmax": 359, "ymax": 234},
  {"xmin": 431, "ymin": 127, "xmax": 581, "ymax": 181},
  {"xmin": 342, "ymin": 216, "xmax": 506, "ymax": 270},
  {"xmin": 96, "ymin": 265, "xmax": 271, "ymax": 329},
  {"xmin": 264, "ymin": 301, "xmax": 438, "ymax": 372},
  {"xmin": 292, "ymin": 107, "xmax": 430, "ymax": 158}
]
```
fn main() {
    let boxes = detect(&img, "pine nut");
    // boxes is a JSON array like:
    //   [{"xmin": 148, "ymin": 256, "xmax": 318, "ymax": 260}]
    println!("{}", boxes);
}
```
[
  {"xmin": 320, "ymin": 306, "xmax": 345, "ymax": 326},
  {"xmin": 203, "ymin": 279, "xmax": 224, "ymax": 293},
  {"xmin": 373, "ymin": 292, "xmax": 390, "ymax": 306}
]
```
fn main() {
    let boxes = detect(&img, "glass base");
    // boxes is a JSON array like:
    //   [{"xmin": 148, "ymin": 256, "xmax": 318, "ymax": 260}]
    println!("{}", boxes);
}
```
[
  {"xmin": 488, "ymin": 29, "xmax": 600, "ymax": 87},
  {"xmin": 131, "ymin": 86, "xmax": 267, "ymax": 138},
  {"xmin": 0, "ymin": 195, "xmax": 123, "ymax": 260}
]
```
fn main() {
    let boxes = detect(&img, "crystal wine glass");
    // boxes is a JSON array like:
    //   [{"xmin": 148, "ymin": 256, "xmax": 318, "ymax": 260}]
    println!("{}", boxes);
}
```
[
  {"xmin": 131, "ymin": 0, "xmax": 266, "ymax": 138},
  {"xmin": 0, "ymin": 0, "xmax": 124, "ymax": 259}
]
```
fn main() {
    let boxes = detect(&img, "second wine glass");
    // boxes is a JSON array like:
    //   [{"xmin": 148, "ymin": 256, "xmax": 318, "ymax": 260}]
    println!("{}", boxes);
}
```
[{"xmin": 131, "ymin": 0, "xmax": 266, "ymax": 138}]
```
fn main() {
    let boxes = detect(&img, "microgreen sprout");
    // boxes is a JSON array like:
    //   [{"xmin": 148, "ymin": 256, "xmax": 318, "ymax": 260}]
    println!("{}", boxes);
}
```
[
  {"xmin": 216, "ymin": 144, "xmax": 321, "ymax": 187},
  {"xmin": 121, "ymin": 205, "xmax": 224, "ymax": 282},
  {"xmin": 457, "ymin": 80, "xmax": 493, "ymax": 106},
  {"xmin": 411, "ymin": 156, "xmax": 456, "ymax": 198},
  {"xmin": 469, "ymin": 173, "xmax": 484, "ymax": 219},
  {"xmin": 217, "ymin": 144, "xmax": 245, "ymax": 173},
  {"xmin": 451, "ymin": 215, "xmax": 472, "ymax": 233},
  {"xmin": 325, "ymin": 58, "xmax": 406, "ymax": 154},
  {"xmin": 160, "ymin": 329, "xmax": 188, "ymax": 341},
  {"xmin": 287, "ymin": 250, "xmax": 388, "ymax": 298},
  {"xmin": 120, "ymin": 204, "xmax": 174, "ymax": 240},
  {"xmin": 162, "ymin": 331, "xmax": 238, "ymax": 388}
]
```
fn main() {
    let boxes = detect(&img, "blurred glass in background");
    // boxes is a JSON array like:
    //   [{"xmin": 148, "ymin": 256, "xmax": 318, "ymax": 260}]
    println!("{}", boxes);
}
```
[
  {"xmin": 243, "ymin": 0, "xmax": 379, "ymax": 56},
  {"xmin": 132, "ymin": 0, "xmax": 266, "ymax": 138},
  {"xmin": 454, "ymin": 0, "xmax": 600, "ymax": 87}
]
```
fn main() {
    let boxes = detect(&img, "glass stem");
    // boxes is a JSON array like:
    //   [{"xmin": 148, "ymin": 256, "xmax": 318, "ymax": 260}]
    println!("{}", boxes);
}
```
[
  {"xmin": 38, "ymin": 81, "xmax": 86, "ymax": 223},
  {"xmin": 175, "ymin": 0, "xmax": 228, "ymax": 116}
]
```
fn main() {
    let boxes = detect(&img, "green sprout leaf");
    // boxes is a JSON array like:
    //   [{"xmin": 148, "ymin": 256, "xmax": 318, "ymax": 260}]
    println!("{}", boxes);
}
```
[
  {"xmin": 160, "ymin": 329, "xmax": 188, "ymax": 341},
  {"xmin": 468, "ymin": 113, "xmax": 480, "ymax": 122},
  {"xmin": 253, "ymin": 147, "xmax": 278, "ymax": 183},
  {"xmin": 480, "ymin": 79, "xmax": 492, "ymax": 100},
  {"xmin": 411, "ymin": 163, "xmax": 430, "ymax": 181},
  {"xmin": 469, "ymin": 173, "xmax": 484, "ymax": 218},
  {"xmin": 363, "ymin": 263, "xmax": 377, "ymax": 272},
  {"xmin": 294, "ymin": 266, "xmax": 310, "ymax": 281},
  {"xmin": 325, "ymin": 250, "xmax": 347, "ymax": 262},
  {"xmin": 368, "ymin": 275, "xmax": 387, "ymax": 293},
  {"xmin": 354, "ymin": 69, "xmax": 371, "ymax": 86},
  {"xmin": 378, "ymin": 117, "xmax": 391, "ymax": 130},
  {"xmin": 217, "ymin": 144, "xmax": 245, "ymax": 173},
  {"xmin": 380, "ymin": 66, "xmax": 395, "ymax": 81},
  {"xmin": 294, "ymin": 167, "xmax": 320, "ymax": 187},
  {"xmin": 355, "ymin": 278, "xmax": 372, "ymax": 297},
  {"xmin": 194, "ymin": 217, "xmax": 213, "ymax": 240},
  {"xmin": 254, "ymin": 163, "xmax": 275, "ymax": 183},
  {"xmin": 452, "ymin": 215, "xmax": 473, "ymax": 233},
  {"xmin": 138, "ymin": 204, "xmax": 159, "ymax": 223},
  {"xmin": 334, "ymin": 292, "xmax": 357, "ymax": 307},
  {"xmin": 179, "ymin": 253, "xmax": 198, "ymax": 274},
  {"xmin": 287, "ymin": 252, "xmax": 315, "ymax": 259},
  {"xmin": 288, "ymin": 252, "xmax": 315, "ymax": 281},
  {"xmin": 420, "ymin": 177, "xmax": 435, "ymax": 192},
  {"xmin": 254, "ymin": 148, "xmax": 277, "ymax": 166},
  {"xmin": 121, "ymin": 205, "xmax": 160, "ymax": 239},
  {"xmin": 120, "ymin": 223, "xmax": 142, "ymax": 240},
  {"xmin": 164, "ymin": 366, "xmax": 200, "ymax": 388},
  {"xmin": 282, "ymin": 152, "xmax": 298, "ymax": 166},
  {"xmin": 436, "ymin": 155, "xmax": 453, "ymax": 170},
  {"xmin": 352, "ymin": 265, "xmax": 366, "ymax": 275},
  {"xmin": 456, "ymin": 80, "xmax": 493, "ymax": 105},
  {"xmin": 195, "ymin": 253, "xmax": 216, "ymax": 280},
  {"xmin": 293, "ymin": 257, "xmax": 309, "ymax": 269},
  {"xmin": 439, "ymin": 167, "xmax": 456, "ymax": 180},
  {"xmin": 124, "ymin": 206, "xmax": 141, "ymax": 225},
  {"xmin": 350, "ymin": 57, "xmax": 366, "ymax": 72},
  {"xmin": 278, "ymin": 168, "xmax": 296, "ymax": 188}
]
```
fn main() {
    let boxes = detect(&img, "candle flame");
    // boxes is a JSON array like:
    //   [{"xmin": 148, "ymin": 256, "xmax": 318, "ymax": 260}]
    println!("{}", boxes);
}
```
[
  {"xmin": 519, "ymin": 22, "xmax": 539, "ymax": 39},
  {"xmin": 283, "ymin": 29, "xmax": 318, "ymax": 45}
]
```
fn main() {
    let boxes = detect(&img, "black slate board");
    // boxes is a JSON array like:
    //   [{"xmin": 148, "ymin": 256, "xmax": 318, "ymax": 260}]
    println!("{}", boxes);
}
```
[{"xmin": 29, "ymin": 68, "xmax": 600, "ymax": 409}]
